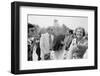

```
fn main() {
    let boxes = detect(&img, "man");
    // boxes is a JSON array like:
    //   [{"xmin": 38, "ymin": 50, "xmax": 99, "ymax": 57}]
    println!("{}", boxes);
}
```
[
  {"xmin": 28, "ymin": 23, "xmax": 35, "ymax": 61},
  {"xmin": 40, "ymin": 27, "xmax": 54, "ymax": 60}
]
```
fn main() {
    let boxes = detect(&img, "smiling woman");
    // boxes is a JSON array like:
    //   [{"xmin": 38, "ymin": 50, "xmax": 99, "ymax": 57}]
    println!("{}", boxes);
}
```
[
  {"xmin": 75, "ymin": 27, "xmax": 85, "ymax": 39},
  {"xmin": 69, "ymin": 27, "xmax": 88, "ymax": 59}
]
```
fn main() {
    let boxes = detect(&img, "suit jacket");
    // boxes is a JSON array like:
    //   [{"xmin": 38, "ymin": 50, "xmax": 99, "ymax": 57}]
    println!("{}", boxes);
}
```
[{"xmin": 40, "ymin": 33, "xmax": 54, "ymax": 59}]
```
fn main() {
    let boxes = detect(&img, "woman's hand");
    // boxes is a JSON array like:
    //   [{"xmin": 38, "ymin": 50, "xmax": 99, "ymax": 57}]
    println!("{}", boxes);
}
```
[{"xmin": 69, "ymin": 39, "xmax": 77, "ymax": 51}]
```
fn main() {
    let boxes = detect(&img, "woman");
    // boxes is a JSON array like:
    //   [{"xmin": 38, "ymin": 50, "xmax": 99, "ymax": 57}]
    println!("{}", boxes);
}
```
[{"xmin": 68, "ymin": 27, "xmax": 88, "ymax": 59}]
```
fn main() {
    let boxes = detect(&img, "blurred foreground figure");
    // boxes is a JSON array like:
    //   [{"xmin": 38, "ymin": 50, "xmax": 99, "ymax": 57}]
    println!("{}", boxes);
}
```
[{"xmin": 50, "ymin": 35, "xmax": 66, "ymax": 60}]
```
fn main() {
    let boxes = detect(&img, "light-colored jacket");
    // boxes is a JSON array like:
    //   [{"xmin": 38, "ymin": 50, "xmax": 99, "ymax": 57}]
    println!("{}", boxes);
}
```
[{"xmin": 40, "ymin": 33, "xmax": 54, "ymax": 60}]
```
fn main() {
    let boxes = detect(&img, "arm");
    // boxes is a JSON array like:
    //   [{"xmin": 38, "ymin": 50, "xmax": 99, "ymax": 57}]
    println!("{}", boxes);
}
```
[
  {"xmin": 66, "ymin": 39, "xmax": 78, "ymax": 59},
  {"xmin": 77, "ymin": 40, "xmax": 88, "ymax": 51}
]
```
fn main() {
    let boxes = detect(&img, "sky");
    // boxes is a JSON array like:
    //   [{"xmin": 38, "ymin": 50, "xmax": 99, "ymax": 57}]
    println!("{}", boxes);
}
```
[{"xmin": 28, "ymin": 14, "xmax": 88, "ymax": 32}]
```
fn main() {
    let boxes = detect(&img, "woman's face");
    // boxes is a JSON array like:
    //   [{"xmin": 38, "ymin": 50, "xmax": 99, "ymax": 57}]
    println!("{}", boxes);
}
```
[{"xmin": 76, "ymin": 28, "xmax": 83, "ymax": 39}]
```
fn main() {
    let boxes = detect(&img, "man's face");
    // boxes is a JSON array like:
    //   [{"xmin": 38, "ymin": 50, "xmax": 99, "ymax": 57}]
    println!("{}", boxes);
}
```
[{"xmin": 48, "ymin": 29, "xmax": 53, "ymax": 35}]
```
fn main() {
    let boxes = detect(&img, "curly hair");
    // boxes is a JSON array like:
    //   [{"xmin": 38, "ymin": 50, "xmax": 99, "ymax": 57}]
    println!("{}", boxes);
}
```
[{"xmin": 75, "ymin": 27, "xmax": 85, "ymax": 37}]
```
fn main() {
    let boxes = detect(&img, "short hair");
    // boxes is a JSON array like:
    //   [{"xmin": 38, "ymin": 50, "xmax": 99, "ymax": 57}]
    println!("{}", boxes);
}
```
[
  {"xmin": 75, "ymin": 27, "xmax": 85, "ymax": 37},
  {"xmin": 53, "ymin": 35, "xmax": 65, "ymax": 51},
  {"xmin": 47, "ymin": 27, "xmax": 54, "ymax": 34},
  {"xmin": 28, "ymin": 23, "xmax": 34, "ymax": 29},
  {"xmin": 28, "ymin": 23, "xmax": 35, "ymax": 33}
]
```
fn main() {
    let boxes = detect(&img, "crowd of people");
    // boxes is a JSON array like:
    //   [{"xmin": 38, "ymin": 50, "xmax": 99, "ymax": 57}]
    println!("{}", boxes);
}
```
[{"xmin": 28, "ymin": 19, "xmax": 88, "ymax": 61}]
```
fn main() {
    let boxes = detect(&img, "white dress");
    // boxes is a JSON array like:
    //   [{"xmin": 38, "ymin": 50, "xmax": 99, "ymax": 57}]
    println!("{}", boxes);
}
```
[{"xmin": 32, "ymin": 45, "xmax": 38, "ymax": 61}]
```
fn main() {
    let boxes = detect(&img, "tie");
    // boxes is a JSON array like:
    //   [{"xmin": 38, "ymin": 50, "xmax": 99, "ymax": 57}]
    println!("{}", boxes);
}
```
[{"xmin": 49, "ymin": 34, "xmax": 52, "ymax": 50}]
